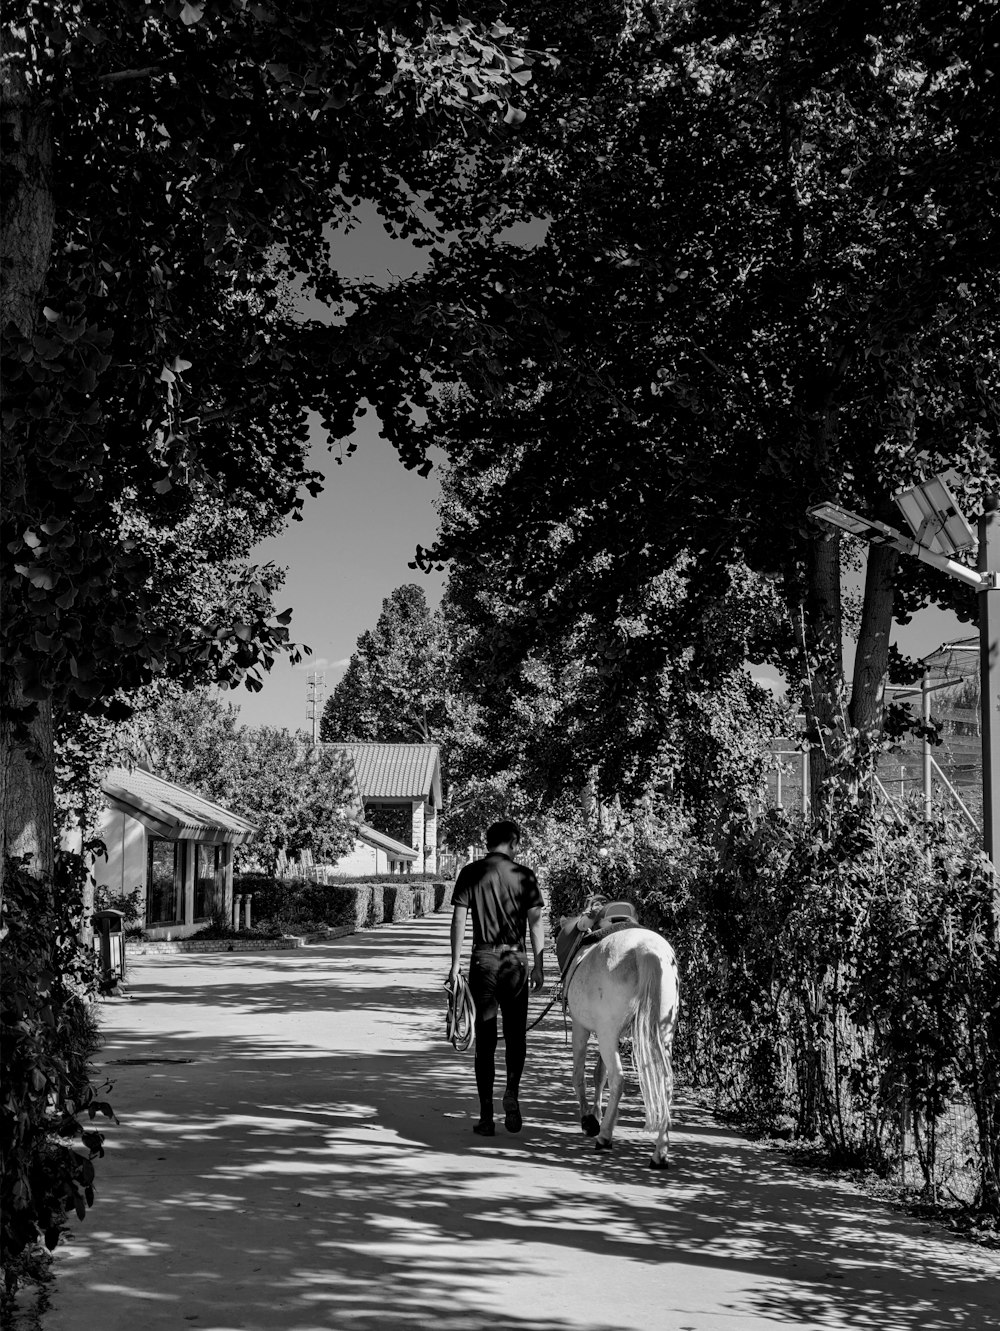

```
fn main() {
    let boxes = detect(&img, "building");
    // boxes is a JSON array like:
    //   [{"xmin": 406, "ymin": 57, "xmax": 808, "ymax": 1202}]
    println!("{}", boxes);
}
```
[
  {"xmin": 322, "ymin": 742, "xmax": 442, "ymax": 874},
  {"xmin": 95, "ymin": 767, "xmax": 257, "ymax": 939},
  {"xmin": 318, "ymin": 823, "xmax": 417, "ymax": 878}
]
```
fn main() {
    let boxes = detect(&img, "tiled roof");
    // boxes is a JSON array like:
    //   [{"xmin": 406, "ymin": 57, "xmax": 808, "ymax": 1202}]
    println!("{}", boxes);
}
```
[
  {"xmin": 102, "ymin": 767, "xmax": 257, "ymax": 845},
  {"xmin": 354, "ymin": 822, "xmax": 417, "ymax": 859},
  {"xmin": 322, "ymin": 743, "xmax": 441, "ymax": 806}
]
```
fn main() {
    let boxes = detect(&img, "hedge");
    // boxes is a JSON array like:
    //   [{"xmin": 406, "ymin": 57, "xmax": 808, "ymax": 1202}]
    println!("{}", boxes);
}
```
[{"xmin": 237, "ymin": 876, "xmax": 453, "ymax": 932}]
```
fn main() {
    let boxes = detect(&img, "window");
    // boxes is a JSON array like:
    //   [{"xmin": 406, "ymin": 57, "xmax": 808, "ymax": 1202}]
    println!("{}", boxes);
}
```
[
  {"xmin": 146, "ymin": 839, "xmax": 183, "ymax": 926},
  {"xmin": 194, "ymin": 845, "xmax": 223, "ymax": 921}
]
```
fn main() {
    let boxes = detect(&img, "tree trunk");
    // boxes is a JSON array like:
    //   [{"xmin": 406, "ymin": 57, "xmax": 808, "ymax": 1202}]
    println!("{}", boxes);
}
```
[
  {"xmin": 792, "ymin": 532, "xmax": 847, "ymax": 814},
  {"xmin": 849, "ymin": 542, "xmax": 898, "ymax": 742},
  {"xmin": 0, "ymin": 59, "xmax": 54, "ymax": 331},
  {"xmin": 0, "ymin": 693, "xmax": 56, "ymax": 883},
  {"xmin": 1, "ymin": 58, "xmax": 56, "ymax": 887}
]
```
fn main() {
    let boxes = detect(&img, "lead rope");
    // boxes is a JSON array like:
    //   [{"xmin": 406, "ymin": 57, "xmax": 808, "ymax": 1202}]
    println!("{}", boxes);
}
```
[
  {"xmin": 525, "ymin": 986, "xmax": 563, "ymax": 1034},
  {"xmin": 446, "ymin": 970, "xmax": 476, "ymax": 1053}
]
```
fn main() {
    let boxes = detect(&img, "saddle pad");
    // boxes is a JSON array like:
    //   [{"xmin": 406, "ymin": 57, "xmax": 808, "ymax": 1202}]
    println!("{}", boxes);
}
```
[{"xmin": 557, "ymin": 920, "xmax": 644, "ymax": 979}]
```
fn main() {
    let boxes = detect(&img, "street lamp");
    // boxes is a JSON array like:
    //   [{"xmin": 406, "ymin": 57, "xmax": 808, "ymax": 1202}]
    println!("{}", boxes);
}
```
[{"xmin": 808, "ymin": 478, "xmax": 1000, "ymax": 931}]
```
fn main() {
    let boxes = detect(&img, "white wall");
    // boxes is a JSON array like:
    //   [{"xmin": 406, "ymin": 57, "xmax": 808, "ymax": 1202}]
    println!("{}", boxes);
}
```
[
  {"xmin": 328, "ymin": 839, "xmax": 379, "ymax": 877},
  {"xmin": 94, "ymin": 808, "xmax": 146, "ymax": 897}
]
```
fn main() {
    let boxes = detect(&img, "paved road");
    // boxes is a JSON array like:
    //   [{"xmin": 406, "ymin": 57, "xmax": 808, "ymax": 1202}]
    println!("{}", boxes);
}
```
[{"xmin": 43, "ymin": 913, "xmax": 998, "ymax": 1331}]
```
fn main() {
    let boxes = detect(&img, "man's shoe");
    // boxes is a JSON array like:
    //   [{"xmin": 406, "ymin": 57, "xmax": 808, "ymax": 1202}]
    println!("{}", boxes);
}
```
[
  {"xmin": 503, "ymin": 1093, "xmax": 522, "ymax": 1133},
  {"xmin": 472, "ymin": 1118, "xmax": 496, "ymax": 1136}
]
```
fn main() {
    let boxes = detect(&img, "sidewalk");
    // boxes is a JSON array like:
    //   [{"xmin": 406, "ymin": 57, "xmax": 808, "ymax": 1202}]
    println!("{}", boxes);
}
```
[{"xmin": 42, "ymin": 912, "xmax": 998, "ymax": 1331}]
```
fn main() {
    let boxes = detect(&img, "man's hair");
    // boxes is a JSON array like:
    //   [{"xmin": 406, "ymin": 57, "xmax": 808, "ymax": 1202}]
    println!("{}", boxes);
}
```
[{"xmin": 486, "ymin": 819, "xmax": 520, "ymax": 849}]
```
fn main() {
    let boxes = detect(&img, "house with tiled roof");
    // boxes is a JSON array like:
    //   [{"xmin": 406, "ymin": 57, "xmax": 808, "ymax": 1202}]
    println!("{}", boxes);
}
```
[
  {"xmin": 95, "ymin": 767, "xmax": 257, "ymax": 939},
  {"xmin": 321, "ymin": 742, "xmax": 442, "ymax": 875}
]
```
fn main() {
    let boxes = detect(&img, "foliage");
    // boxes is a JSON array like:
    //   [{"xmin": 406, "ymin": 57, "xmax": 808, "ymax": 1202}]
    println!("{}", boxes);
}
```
[
  {"xmin": 2, "ymin": 0, "xmax": 543, "ymax": 722},
  {"xmin": 320, "ymin": 584, "xmax": 449, "ymax": 743},
  {"xmin": 234, "ymin": 875, "xmax": 338, "ymax": 935},
  {"xmin": 541, "ymin": 804, "xmax": 704, "ymax": 921},
  {"xmin": 678, "ymin": 805, "xmax": 1000, "ymax": 1214},
  {"xmin": 92, "ymin": 884, "xmax": 144, "ymax": 933},
  {"xmin": 188, "ymin": 920, "xmax": 282, "ymax": 941},
  {"xmin": 110, "ymin": 688, "xmax": 359, "ymax": 874},
  {"xmin": 355, "ymin": 0, "xmax": 999, "ymax": 805},
  {"xmin": 236, "ymin": 728, "xmax": 357, "ymax": 874},
  {"xmin": 1, "ymin": 857, "xmax": 115, "ymax": 1290},
  {"xmin": 534, "ymin": 782, "xmax": 1000, "ymax": 1219},
  {"xmin": 2, "ymin": 0, "xmax": 551, "ymax": 881}
]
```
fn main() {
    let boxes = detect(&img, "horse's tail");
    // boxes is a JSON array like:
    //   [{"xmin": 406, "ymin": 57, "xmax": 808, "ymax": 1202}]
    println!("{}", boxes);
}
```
[{"xmin": 631, "ymin": 945, "xmax": 677, "ymax": 1133}]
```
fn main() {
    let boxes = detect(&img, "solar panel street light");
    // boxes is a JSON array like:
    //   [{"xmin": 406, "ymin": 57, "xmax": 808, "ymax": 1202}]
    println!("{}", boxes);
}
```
[
  {"xmin": 805, "ymin": 501, "xmax": 985, "ymax": 590},
  {"xmin": 892, "ymin": 470, "xmax": 977, "ymax": 557}
]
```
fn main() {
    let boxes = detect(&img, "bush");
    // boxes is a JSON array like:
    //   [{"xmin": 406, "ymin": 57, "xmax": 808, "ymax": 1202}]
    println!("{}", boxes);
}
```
[
  {"xmin": 323, "ymin": 884, "xmax": 379, "ymax": 930},
  {"xmin": 189, "ymin": 921, "xmax": 283, "ymax": 941},
  {"xmin": 677, "ymin": 806, "xmax": 1000, "ymax": 1214},
  {"xmin": 382, "ymin": 884, "xmax": 414, "ymax": 923},
  {"xmin": 237, "ymin": 874, "xmax": 454, "ymax": 933},
  {"xmin": 1, "ymin": 856, "xmax": 115, "ymax": 1295}
]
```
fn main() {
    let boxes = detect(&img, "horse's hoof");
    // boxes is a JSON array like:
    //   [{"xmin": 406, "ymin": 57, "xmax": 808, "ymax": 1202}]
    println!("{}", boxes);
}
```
[
  {"xmin": 581, "ymin": 1114, "xmax": 601, "ymax": 1137},
  {"xmin": 648, "ymin": 1156, "xmax": 669, "ymax": 1171},
  {"xmin": 594, "ymin": 1137, "xmax": 613, "ymax": 1152}
]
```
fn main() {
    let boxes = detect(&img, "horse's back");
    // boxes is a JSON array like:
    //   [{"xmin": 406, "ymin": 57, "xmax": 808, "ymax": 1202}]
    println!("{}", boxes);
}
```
[
  {"xmin": 599, "ymin": 925, "xmax": 676, "ymax": 974},
  {"xmin": 569, "ymin": 926, "xmax": 678, "ymax": 1033}
]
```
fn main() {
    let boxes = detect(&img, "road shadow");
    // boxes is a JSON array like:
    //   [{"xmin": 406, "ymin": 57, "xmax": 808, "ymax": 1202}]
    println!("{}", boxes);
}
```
[{"xmin": 51, "ymin": 919, "xmax": 1000, "ymax": 1331}]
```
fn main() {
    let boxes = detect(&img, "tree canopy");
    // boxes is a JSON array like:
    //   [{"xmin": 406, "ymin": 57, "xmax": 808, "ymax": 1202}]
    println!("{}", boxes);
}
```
[
  {"xmin": 320, "ymin": 584, "xmax": 448, "ymax": 743},
  {"xmin": 1, "ymin": 0, "xmax": 543, "ymax": 874},
  {"xmin": 347, "ymin": 0, "xmax": 1000, "ymax": 804},
  {"xmin": 124, "ymin": 689, "xmax": 357, "ymax": 874}
]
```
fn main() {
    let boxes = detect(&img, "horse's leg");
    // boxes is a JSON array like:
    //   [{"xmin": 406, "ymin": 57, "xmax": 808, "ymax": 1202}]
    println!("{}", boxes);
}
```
[
  {"xmin": 589, "ymin": 1051, "xmax": 607, "ymax": 1132},
  {"xmin": 641, "ymin": 949, "xmax": 678, "ymax": 1171},
  {"xmin": 572, "ymin": 1023, "xmax": 600, "ymax": 1135},
  {"xmin": 593, "ymin": 1027, "xmax": 625, "ymax": 1153}
]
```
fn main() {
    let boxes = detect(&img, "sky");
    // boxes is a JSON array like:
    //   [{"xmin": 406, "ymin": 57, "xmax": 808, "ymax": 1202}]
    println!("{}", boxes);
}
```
[{"xmin": 227, "ymin": 208, "xmax": 974, "ymax": 736}]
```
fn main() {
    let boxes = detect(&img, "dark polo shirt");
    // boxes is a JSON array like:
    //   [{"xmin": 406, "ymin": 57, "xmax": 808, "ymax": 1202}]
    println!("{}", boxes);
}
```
[{"xmin": 453, "ymin": 851, "xmax": 543, "ymax": 950}]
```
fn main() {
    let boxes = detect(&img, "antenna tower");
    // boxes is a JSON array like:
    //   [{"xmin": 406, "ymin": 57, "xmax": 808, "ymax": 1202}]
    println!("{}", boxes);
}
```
[{"xmin": 306, "ymin": 671, "xmax": 326, "ymax": 744}]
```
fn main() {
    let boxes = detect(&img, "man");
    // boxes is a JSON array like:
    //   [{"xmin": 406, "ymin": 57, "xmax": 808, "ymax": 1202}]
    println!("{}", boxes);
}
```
[{"xmin": 448, "ymin": 819, "xmax": 545, "ymax": 1136}]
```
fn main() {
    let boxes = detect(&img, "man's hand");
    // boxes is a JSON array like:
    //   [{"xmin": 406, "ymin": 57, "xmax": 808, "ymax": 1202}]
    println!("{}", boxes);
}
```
[
  {"xmin": 530, "ymin": 957, "xmax": 545, "ymax": 993},
  {"xmin": 446, "ymin": 964, "xmax": 460, "ymax": 990}
]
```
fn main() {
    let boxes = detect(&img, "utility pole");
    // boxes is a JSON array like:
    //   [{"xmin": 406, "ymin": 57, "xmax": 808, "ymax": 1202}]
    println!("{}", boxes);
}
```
[
  {"xmin": 306, "ymin": 671, "xmax": 326, "ymax": 746},
  {"xmin": 979, "ymin": 496, "xmax": 1000, "ymax": 903}
]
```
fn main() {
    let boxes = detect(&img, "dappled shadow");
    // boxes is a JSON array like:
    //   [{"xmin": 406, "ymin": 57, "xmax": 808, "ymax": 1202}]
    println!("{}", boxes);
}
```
[{"xmin": 45, "ymin": 915, "xmax": 999, "ymax": 1331}]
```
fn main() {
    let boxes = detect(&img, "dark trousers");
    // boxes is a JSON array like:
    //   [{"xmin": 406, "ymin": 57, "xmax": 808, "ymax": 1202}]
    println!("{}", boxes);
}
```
[{"xmin": 469, "ymin": 950, "xmax": 529, "ymax": 1114}]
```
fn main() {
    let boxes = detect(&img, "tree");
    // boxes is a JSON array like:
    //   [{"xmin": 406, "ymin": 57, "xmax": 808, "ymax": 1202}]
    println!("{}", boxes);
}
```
[
  {"xmin": 437, "ymin": 473, "xmax": 783, "ymax": 831},
  {"xmin": 320, "ymin": 584, "xmax": 449, "ymax": 743},
  {"xmin": 236, "ymin": 729, "xmax": 356, "ymax": 876},
  {"xmin": 349, "ymin": 0, "xmax": 1000, "ymax": 809},
  {"xmin": 1, "ymin": 0, "xmax": 544, "ymax": 882},
  {"xmin": 121, "ymin": 690, "xmax": 356, "ymax": 875}
]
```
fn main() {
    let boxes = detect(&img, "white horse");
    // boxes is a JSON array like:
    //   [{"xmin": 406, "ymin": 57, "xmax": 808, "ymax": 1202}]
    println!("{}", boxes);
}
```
[{"xmin": 556, "ymin": 909, "xmax": 679, "ymax": 1169}]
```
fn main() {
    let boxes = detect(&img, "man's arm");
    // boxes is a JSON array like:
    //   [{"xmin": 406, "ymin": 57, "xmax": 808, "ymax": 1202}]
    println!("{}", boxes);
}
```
[
  {"xmin": 449, "ymin": 905, "xmax": 468, "ymax": 984},
  {"xmin": 528, "ymin": 905, "xmax": 545, "ymax": 992}
]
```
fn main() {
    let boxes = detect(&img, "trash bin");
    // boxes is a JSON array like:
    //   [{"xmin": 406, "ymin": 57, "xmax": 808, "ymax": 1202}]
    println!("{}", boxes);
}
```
[{"xmin": 92, "ymin": 908, "xmax": 126, "ymax": 985}]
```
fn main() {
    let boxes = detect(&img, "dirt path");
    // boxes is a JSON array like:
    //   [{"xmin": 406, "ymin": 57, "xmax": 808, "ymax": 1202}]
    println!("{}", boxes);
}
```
[{"xmin": 39, "ymin": 913, "xmax": 998, "ymax": 1331}]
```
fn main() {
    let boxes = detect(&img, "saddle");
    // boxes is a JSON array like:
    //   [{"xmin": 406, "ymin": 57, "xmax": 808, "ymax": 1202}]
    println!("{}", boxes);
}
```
[{"xmin": 556, "ymin": 898, "xmax": 642, "ymax": 983}]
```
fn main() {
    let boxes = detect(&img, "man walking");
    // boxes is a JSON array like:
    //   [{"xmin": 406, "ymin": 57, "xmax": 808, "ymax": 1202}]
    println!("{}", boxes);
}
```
[{"xmin": 448, "ymin": 820, "xmax": 545, "ymax": 1136}]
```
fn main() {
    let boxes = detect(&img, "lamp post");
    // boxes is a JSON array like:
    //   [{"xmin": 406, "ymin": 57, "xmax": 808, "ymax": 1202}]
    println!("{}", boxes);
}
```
[
  {"xmin": 978, "ymin": 495, "xmax": 1000, "ymax": 878},
  {"xmin": 808, "ymin": 477, "xmax": 1000, "ymax": 935}
]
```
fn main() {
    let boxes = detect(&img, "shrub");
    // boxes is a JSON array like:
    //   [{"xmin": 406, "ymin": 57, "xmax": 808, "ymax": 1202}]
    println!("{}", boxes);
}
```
[
  {"xmin": 1, "ymin": 856, "xmax": 115, "ymax": 1295},
  {"xmin": 677, "ymin": 806, "xmax": 1000, "ymax": 1213},
  {"xmin": 324, "ymin": 884, "xmax": 376, "ymax": 930},
  {"xmin": 382, "ymin": 884, "xmax": 414, "ymax": 923},
  {"xmin": 189, "ymin": 921, "xmax": 283, "ymax": 941}
]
